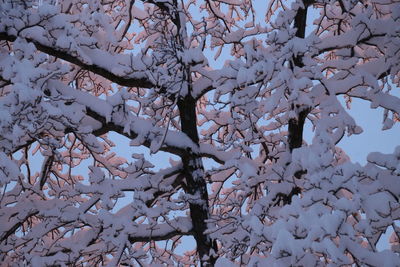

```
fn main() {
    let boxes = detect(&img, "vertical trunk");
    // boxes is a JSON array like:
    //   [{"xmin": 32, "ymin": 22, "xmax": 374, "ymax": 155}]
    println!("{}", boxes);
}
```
[
  {"xmin": 288, "ymin": 108, "xmax": 309, "ymax": 151},
  {"xmin": 284, "ymin": 1, "xmax": 313, "ymax": 203},
  {"xmin": 178, "ymin": 95, "xmax": 217, "ymax": 266},
  {"xmin": 172, "ymin": 1, "xmax": 217, "ymax": 262},
  {"xmin": 288, "ymin": 1, "xmax": 313, "ymax": 151}
]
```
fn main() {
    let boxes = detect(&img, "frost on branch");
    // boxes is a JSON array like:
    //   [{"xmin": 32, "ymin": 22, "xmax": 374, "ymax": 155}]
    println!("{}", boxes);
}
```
[{"xmin": 0, "ymin": 0, "xmax": 399, "ymax": 266}]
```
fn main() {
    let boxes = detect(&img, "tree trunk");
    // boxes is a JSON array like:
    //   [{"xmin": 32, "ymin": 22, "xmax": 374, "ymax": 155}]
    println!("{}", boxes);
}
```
[
  {"xmin": 288, "ymin": 1, "xmax": 313, "ymax": 151},
  {"xmin": 288, "ymin": 108, "xmax": 309, "ymax": 151},
  {"xmin": 178, "ymin": 95, "xmax": 217, "ymax": 266}
]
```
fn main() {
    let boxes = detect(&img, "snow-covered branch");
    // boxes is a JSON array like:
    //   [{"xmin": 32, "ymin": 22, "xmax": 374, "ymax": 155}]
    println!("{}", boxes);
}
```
[{"xmin": 1, "ymin": 0, "xmax": 399, "ymax": 266}]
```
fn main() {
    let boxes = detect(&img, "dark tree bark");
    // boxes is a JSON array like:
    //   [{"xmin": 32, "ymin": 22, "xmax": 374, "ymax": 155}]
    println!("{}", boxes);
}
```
[
  {"xmin": 288, "ymin": 107, "xmax": 310, "ymax": 152},
  {"xmin": 285, "ymin": 0, "xmax": 314, "ymax": 203},
  {"xmin": 288, "ymin": 0, "xmax": 314, "ymax": 151},
  {"xmin": 178, "ymin": 95, "xmax": 217, "ymax": 266}
]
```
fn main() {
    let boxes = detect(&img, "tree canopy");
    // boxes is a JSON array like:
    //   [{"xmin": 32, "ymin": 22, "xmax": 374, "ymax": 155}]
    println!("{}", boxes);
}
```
[{"xmin": 1, "ymin": 0, "xmax": 400, "ymax": 266}]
